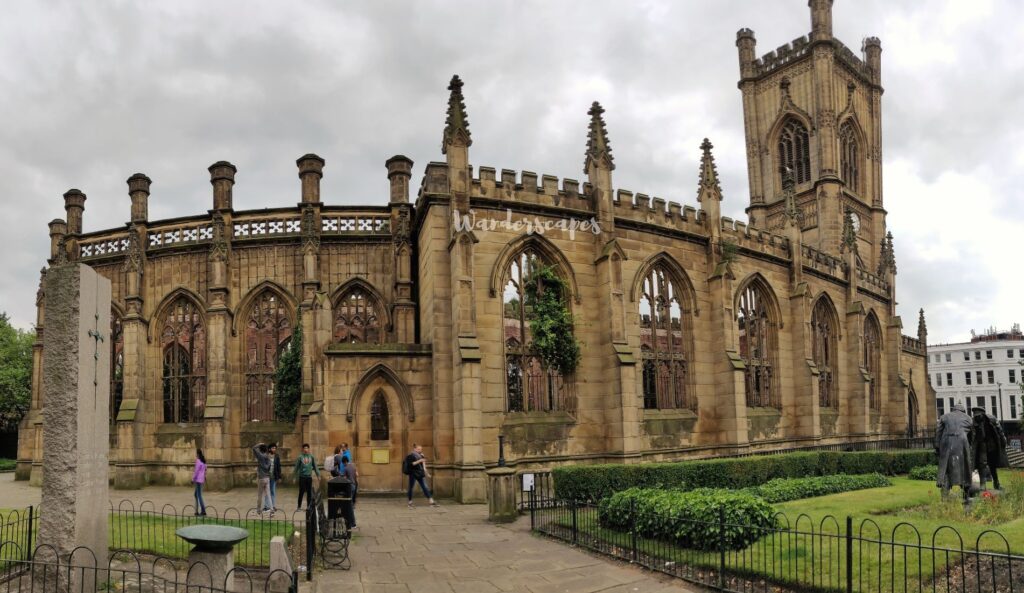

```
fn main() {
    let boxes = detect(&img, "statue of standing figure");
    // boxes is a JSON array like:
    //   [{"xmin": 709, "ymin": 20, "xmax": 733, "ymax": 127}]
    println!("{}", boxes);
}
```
[
  {"xmin": 971, "ymin": 407, "xmax": 1009, "ymax": 491},
  {"xmin": 935, "ymin": 402, "xmax": 974, "ymax": 502}
]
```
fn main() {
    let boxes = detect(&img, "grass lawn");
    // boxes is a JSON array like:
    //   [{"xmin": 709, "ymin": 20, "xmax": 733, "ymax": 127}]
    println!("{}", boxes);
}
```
[
  {"xmin": 2, "ymin": 508, "xmax": 295, "ymax": 568},
  {"xmin": 0, "ymin": 459, "xmax": 15, "ymax": 472},
  {"xmin": 540, "ymin": 473, "xmax": 1024, "ymax": 593}
]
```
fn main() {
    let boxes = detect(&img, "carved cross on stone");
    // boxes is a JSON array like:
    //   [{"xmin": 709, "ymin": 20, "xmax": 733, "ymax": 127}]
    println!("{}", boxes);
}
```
[{"xmin": 88, "ymin": 315, "xmax": 105, "ymax": 397}]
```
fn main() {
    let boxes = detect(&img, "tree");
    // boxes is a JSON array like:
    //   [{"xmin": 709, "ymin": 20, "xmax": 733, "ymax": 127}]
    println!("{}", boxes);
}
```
[
  {"xmin": 274, "ymin": 311, "xmax": 302, "ymax": 422},
  {"xmin": 523, "ymin": 266, "xmax": 581, "ymax": 375},
  {"xmin": 0, "ymin": 313, "xmax": 34, "ymax": 431}
]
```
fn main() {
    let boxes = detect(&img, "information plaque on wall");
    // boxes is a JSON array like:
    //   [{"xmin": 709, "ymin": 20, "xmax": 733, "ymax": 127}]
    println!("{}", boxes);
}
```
[{"xmin": 371, "ymin": 449, "xmax": 390, "ymax": 464}]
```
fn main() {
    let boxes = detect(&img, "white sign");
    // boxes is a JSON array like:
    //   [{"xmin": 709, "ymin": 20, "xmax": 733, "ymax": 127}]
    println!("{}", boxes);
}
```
[{"xmin": 521, "ymin": 472, "xmax": 535, "ymax": 492}]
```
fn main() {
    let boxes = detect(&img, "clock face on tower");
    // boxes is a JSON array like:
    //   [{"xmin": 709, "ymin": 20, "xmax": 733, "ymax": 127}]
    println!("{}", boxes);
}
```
[{"xmin": 849, "ymin": 212, "xmax": 861, "ymax": 233}]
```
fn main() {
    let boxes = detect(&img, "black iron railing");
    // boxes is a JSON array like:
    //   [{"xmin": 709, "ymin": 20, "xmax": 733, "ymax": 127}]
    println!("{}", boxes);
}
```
[
  {"xmin": 0, "ymin": 543, "xmax": 297, "ymax": 593},
  {"xmin": 528, "ymin": 490, "xmax": 1022, "ymax": 593}
]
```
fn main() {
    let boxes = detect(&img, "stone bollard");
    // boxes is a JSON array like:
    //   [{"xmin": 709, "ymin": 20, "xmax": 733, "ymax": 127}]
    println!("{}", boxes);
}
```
[
  {"xmin": 486, "ymin": 467, "xmax": 518, "ymax": 523},
  {"xmin": 268, "ymin": 536, "xmax": 293, "ymax": 593}
]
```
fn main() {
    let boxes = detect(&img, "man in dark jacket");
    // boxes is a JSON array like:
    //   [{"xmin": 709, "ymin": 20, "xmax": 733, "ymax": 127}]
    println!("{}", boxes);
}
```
[
  {"xmin": 971, "ymin": 407, "xmax": 1009, "ymax": 490},
  {"xmin": 935, "ymin": 402, "xmax": 974, "ymax": 502},
  {"xmin": 269, "ymin": 443, "xmax": 282, "ymax": 512}
]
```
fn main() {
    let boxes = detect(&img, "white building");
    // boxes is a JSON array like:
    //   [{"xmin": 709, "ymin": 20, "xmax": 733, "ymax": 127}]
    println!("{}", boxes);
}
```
[{"xmin": 929, "ymin": 325, "xmax": 1024, "ymax": 430}]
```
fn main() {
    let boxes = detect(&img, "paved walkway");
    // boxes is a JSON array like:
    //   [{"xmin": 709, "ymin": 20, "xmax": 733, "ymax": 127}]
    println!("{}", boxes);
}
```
[{"xmin": 1, "ymin": 474, "xmax": 697, "ymax": 593}]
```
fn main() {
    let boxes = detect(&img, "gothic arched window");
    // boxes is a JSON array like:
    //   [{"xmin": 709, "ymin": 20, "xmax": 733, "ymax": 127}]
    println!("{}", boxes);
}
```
[
  {"xmin": 334, "ymin": 287, "xmax": 382, "ymax": 344},
  {"xmin": 737, "ymin": 279, "xmax": 778, "ymax": 408},
  {"xmin": 502, "ymin": 247, "xmax": 575, "ymax": 413},
  {"xmin": 839, "ymin": 121, "xmax": 860, "ymax": 193},
  {"xmin": 811, "ymin": 298, "xmax": 838, "ymax": 408},
  {"xmin": 243, "ymin": 291, "xmax": 293, "ymax": 422},
  {"xmin": 160, "ymin": 297, "xmax": 206, "ymax": 423},
  {"xmin": 638, "ymin": 264, "xmax": 694, "ymax": 411},
  {"xmin": 778, "ymin": 118, "xmax": 811, "ymax": 185},
  {"xmin": 864, "ymin": 315, "xmax": 882, "ymax": 410},
  {"xmin": 110, "ymin": 312, "xmax": 124, "ymax": 422},
  {"xmin": 370, "ymin": 391, "xmax": 389, "ymax": 441}
]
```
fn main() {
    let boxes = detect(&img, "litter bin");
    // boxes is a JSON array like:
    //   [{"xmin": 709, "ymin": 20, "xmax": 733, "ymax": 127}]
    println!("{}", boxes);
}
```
[{"xmin": 327, "ymin": 476, "xmax": 355, "ymax": 533}]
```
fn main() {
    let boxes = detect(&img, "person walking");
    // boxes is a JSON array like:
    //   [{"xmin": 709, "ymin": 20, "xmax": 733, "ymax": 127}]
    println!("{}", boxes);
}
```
[
  {"xmin": 294, "ymin": 443, "xmax": 320, "ymax": 511},
  {"xmin": 192, "ymin": 449, "xmax": 207, "ymax": 516},
  {"xmin": 269, "ymin": 443, "xmax": 282, "ymax": 512},
  {"xmin": 253, "ymin": 442, "xmax": 273, "ymax": 513},
  {"xmin": 403, "ymin": 444, "xmax": 437, "ymax": 508}
]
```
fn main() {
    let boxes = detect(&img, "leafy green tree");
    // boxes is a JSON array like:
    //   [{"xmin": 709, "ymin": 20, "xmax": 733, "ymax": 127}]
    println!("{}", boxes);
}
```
[
  {"xmin": 274, "ymin": 311, "xmax": 302, "ymax": 422},
  {"xmin": 524, "ymin": 266, "xmax": 581, "ymax": 375},
  {"xmin": 0, "ymin": 313, "xmax": 35, "ymax": 431}
]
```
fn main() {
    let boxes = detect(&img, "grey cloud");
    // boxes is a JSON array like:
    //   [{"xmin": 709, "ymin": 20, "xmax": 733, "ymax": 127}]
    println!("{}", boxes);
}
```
[{"xmin": 1, "ymin": 0, "xmax": 1020, "ymax": 344}]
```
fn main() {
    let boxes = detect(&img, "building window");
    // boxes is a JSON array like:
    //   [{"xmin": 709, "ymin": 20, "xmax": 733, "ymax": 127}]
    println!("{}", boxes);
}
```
[
  {"xmin": 160, "ymin": 297, "xmax": 206, "ymax": 423},
  {"xmin": 1011, "ymin": 395, "xmax": 1018, "ymax": 419},
  {"xmin": 946, "ymin": 372, "xmax": 953, "ymax": 385},
  {"xmin": 811, "ymin": 298, "xmax": 838, "ymax": 408},
  {"xmin": 945, "ymin": 353, "xmax": 951, "ymax": 362},
  {"xmin": 738, "ymin": 279, "xmax": 779, "ymax": 408},
  {"xmin": 934, "ymin": 373, "xmax": 942, "ymax": 387},
  {"xmin": 1008, "ymin": 349, "xmax": 1015, "ymax": 358},
  {"xmin": 334, "ymin": 287, "xmax": 383, "ymax": 344},
  {"xmin": 933, "ymin": 354, "xmax": 939, "ymax": 363},
  {"xmin": 976, "ymin": 371, "xmax": 983, "ymax": 385},
  {"xmin": 975, "ymin": 351, "xmax": 981, "ymax": 360},
  {"xmin": 965, "ymin": 372, "xmax": 971, "ymax": 386},
  {"xmin": 110, "ymin": 312, "xmax": 124, "ymax": 423},
  {"xmin": 838, "ymin": 120, "xmax": 860, "ymax": 193},
  {"xmin": 1010, "ymin": 369, "xmax": 1017, "ymax": 384},
  {"xmin": 963, "ymin": 352, "xmax": 970, "ymax": 361},
  {"xmin": 503, "ymin": 247, "xmax": 576, "ymax": 413},
  {"xmin": 987, "ymin": 370, "xmax": 995, "ymax": 384},
  {"xmin": 370, "ymin": 391, "xmax": 389, "ymax": 440},
  {"xmin": 1019, "ymin": 349, "xmax": 1024, "ymax": 358},
  {"xmin": 639, "ymin": 264, "xmax": 695, "ymax": 411},
  {"xmin": 937, "ymin": 398, "xmax": 945, "ymax": 417},
  {"xmin": 243, "ymin": 291, "xmax": 293, "ymax": 422},
  {"xmin": 986, "ymin": 350, "xmax": 993, "ymax": 359},
  {"xmin": 948, "ymin": 397, "xmax": 954, "ymax": 411},
  {"xmin": 778, "ymin": 118, "xmax": 811, "ymax": 185},
  {"xmin": 863, "ymin": 315, "xmax": 882, "ymax": 410},
  {"xmin": 991, "ymin": 396, "xmax": 997, "ymax": 418}
]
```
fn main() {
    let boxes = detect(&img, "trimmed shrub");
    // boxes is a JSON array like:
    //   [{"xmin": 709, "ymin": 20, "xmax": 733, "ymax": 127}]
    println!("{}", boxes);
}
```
[
  {"xmin": 743, "ymin": 473, "xmax": 891, "ymax": 503},
  {"xmin": 598, "ymin": 487, "xmax": 776, "ymax": 551},
  {"xmin": 908, "ymin": 465, "xmax": 938, "ymax": 481},
  {"xmin": 554, "ymin": 449, "xmax": 934, "ymax": 501}
]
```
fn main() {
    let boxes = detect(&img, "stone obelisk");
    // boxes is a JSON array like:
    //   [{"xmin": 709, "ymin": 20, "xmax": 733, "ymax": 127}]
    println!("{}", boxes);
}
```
[{"xmin": 38, "ymin": 263, "xmax": 110, "ymax": 583}]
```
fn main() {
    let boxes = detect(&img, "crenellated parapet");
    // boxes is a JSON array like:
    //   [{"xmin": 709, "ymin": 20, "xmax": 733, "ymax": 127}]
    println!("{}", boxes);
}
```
[
  {"xmin": 719, "ymin": 217, "xmax": 791, "ymax": 261},
  {"xmin": 750, "ymin": 35, "xmax": 812, "ymax": 77},
  {"xmin": 900, "ymin": 335, "xmax": 925, "ymax": 356}
]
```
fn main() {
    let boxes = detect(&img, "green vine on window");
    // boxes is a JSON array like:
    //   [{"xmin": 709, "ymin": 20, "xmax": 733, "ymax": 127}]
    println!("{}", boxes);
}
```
[
  {"xmin": 720, "ymin": 239, "xmax": 739, "ymax": 263},
  {"xmin": 274, "ymin": 311, "xmax": 303, "ymax": 422},
  {"xmin": 524, "ymin": 265, "xmax": 581, "ymax": 375}
]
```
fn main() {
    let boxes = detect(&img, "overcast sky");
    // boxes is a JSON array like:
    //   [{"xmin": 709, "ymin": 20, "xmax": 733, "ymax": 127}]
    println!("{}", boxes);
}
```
[{"xmin": 1, "ymin": 0, "xmax": 1020, "ymax": 344}]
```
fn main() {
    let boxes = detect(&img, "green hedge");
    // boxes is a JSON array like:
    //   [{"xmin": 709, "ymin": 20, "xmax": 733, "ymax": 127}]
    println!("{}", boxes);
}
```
[
  {"xmin": 0, "ymin": 459, "xmax": 15, "ymax": 472},
  {"xmin": 743, "ymin": 473, "xmax": 891, "ymax": 503},
  {"xmin": 908, "ymin": 465, "xmax": 938, "ymax": 481},
  {"xmin": 553, "ymin": 449, "xmax": 934, "ymax": 501},
  {"xmin": 598, "ymin": 487, "xmax": 776, "ymax": 551}
]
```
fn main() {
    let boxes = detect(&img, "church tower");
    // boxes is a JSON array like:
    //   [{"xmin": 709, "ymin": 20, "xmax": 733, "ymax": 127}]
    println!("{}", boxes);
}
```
[{"xmin": 737, "ymin": 0, "xmax": 885, "ymax": 271}]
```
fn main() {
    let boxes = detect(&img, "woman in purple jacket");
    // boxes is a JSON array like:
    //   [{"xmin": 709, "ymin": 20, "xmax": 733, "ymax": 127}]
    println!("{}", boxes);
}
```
[{"xmin": 192, "ymin": 449, "xmax": 208, "ymax": 516}]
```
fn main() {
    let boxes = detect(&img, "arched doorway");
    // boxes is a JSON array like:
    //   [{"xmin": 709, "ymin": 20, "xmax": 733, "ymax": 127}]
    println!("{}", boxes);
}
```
[
  {"xmin": 907, "ymin": 388, "xmax": 919, "ymax": 437},
  {"xmin": 348, "ymin": 367, "xmax": 412, "ymax": 493}
]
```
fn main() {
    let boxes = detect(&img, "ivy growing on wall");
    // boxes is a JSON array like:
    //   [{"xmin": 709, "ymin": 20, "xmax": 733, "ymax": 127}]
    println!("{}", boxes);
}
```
[
  {"xmin": 274, "ymin": 311, "xmax": 303, "ymax": 422},
  {"xmin": 524, "ymin": 265, "xmax": 581, "ymax": 375}
]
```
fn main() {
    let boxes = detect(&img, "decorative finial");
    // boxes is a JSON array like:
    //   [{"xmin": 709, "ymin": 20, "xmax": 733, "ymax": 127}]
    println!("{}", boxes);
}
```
[
  {"xmin": 840, "ymin": 208, "xmax": 857, "ymax": 254},
  {"xmin": 885, "ymin": 231, "xmax": 896, "ymax": 274},
  {"xmin": 584, "ymin": 101, "xmax": 615, "ymax": 171},
  {"xmin": 442, "ymin": 74, "xmax": 472, "ymax": 154},
  {"xmin": 777, "ymin": 166, "xmax": 800, "ymax": 224},
  {"xmin": 917, "ymin": 308, "xmax": 927, "ymax": 339},
  {"xmin": 697, "ymin": 138, "xmax": 722, "ymax": 200}
]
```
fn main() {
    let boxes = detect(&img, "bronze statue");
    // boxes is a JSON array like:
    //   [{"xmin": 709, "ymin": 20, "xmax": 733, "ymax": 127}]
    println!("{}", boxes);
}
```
[
  {"xmin": 971, "ymin": 407, "xmax": 1009, "ymax": 490},
  {"xmin": 935, "ymin": 402, "xmax": 974, "ymax": 501}
]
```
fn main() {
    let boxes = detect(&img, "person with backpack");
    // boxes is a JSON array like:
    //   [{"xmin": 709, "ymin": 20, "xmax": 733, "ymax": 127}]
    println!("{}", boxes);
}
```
[
  {"xmin": 403, "ymin": 444, "xmax": 437, "ymax": 508},
  {"xmin": 192, "ymin": 449, "xmax": 207, "ymax": 516}
]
